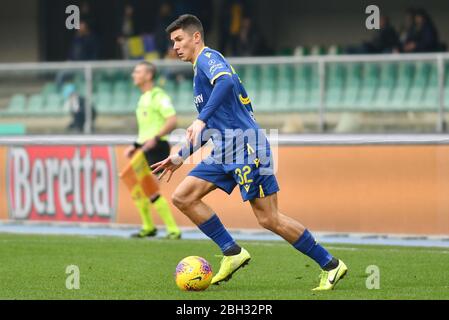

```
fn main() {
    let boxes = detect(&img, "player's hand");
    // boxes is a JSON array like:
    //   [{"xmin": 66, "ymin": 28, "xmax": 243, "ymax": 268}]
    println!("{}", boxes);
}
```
[
  {"xmin": 124, "ymin": 146, "xmax": 137, "ymax": 159},
  {"xmin": 142, "ymin": 138, "xmax": 157, "ymax": 152},
  {"xmin": 150, "ymin": 154, "xmax": 184, "ymax": 182},
  {"xmin": 186, "ymin": 119, "xmax": 206, "ymax": 146}
]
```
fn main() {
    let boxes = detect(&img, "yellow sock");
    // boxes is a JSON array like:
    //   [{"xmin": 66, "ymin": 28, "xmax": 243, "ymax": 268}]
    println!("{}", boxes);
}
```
[
  {"xmin": 133, "ymin": 197, "xmax": 155, "ymax": 231},
  {"xmin": 152, "ymin": 196, "xmax": 180, "ymax": 234}
]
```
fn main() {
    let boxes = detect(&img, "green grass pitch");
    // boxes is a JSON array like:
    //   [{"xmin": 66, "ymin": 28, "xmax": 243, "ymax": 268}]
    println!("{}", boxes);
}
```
[{"xmin": 0, "ymin": 233, "xmax": 448, "ymax": 299}]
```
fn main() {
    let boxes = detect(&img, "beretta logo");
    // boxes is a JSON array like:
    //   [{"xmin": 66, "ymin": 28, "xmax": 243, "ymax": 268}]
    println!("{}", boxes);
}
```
[{"xmin": 7, "ymin": 146, "xmax": 116, "ymax": 222}]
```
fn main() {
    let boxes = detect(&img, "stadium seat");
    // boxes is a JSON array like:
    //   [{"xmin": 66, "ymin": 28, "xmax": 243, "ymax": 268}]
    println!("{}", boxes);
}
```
[
  {"xmin": 113, "ymin": 80, "xmax": 130, "ymax": 96},
  {"xmin": 161, "ymin": 79, "xmax": 177, "ymax": 99},
  {"xmin": 359, "ymin": 63, "xmax": 380, "ymax": 111},
  {"xmin": 422, "ymin": 64, "xmax": 439, "ymax": 110},
  {"xmin": 128, "ymin": 90, "xmax": 140, "ymax": 112},
  {"xmin": 445, "ymin": 63, "xmax": 449, "ymax": 108},
  {"xmin": 97, "ymin": 81, "xmax": 112, "ymax": 94},
  {"xmin": 407, "ymin": 62, "xmax": 431, "ymax": 110},
  {"xmin": 27, "ymin": 94, "xmax": 45, "ymax": 114},
  {"xmin": 275, "ymin": 64, "xmax": 294, "ymax": 111},
  {"xmin": 341, "ymin": 63, "xmax": 362, "ymax": 110},
  {"xmin": 291, "ymin": 64, "xmax": 313, "ymax": 111},
  {"xmin": 110, "ymin": 93, "xmax": 129, "ymax": 114},
  {"xmin": 241, "ymin": 65, "xmax": 259, "ymax": 105},
  {"xmin": 5, "ymin": 94, "xmax": 26, "ymax": 115},
  {"xmin": 42, "ymin": 82, "xmax": 58, "ymax": 97},
  {"xmin": 325, "ymin": 63, "xmax": 345, "ymax": 111},
  {"xmin": 390, "ymin": 63, "xmax": 415, "ymax": 111},
  {"xmin": 310, "ymin": 45, "xmax": 325, "ymax": 56},
  {"xmin": 94, "ymin": 92, "xmax": 112, "ymax": 113},
  {"xmin": 373, "ymin": 63, "xmax": 396, "ymax": 109},
  {"xmin": 257, "ymin": 65, "xmax": 277, "ymax": 112},
  {"xmin": 45, "ymin": 93, "xmax": 63, "ymax": 115},
  {"xmin": 176, "ymin": 80, "xmax": 194, "ymax": 113}
]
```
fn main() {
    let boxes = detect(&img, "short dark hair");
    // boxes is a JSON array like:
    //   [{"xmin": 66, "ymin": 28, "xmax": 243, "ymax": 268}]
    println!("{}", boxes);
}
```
[
  {"xmin": 136, "ymin": 61, "xmax": 157, "ymax": 79},
  {"xmin": 165, "ymin": 14, "xmax": 204, "ymax": 40}
]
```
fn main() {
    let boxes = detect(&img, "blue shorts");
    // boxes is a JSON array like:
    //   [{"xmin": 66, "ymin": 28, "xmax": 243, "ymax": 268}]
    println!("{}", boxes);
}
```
[{"xmin": 188, "ymin": 150, "xmax": 280, "ymax": 201}]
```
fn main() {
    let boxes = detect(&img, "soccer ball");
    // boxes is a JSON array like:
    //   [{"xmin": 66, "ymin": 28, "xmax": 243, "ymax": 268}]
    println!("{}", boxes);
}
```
[{"xmin": 175, "ymin": 256, "xmax": 213, "ymax": 291}]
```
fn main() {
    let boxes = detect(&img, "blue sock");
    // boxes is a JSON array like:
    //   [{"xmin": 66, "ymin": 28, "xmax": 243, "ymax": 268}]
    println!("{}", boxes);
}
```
[
  {"xmin": 198, "ymin": 214, "xmax": 238, "ymax": 255},
  {"xmin": 292, "ymin": 229, "xmax": 333, "ymax": 268}
]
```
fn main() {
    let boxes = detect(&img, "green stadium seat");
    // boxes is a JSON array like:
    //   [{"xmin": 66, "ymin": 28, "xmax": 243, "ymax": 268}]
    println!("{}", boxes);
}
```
[
  {"xmin": 327, "ymin": 45, "xmax": 343, "ymax": 55},
  {"xmin": 233, "ymin": 65, "xmax": 245, "ymax": 79},
  {"xmin": 27, "ymin": 94, "xmax": 45, "ymax": 114},
  {"xmin": 94, "ymin": 92, "xmax": 112, "ymax": 112},
  {"xmin": 373, "ymin": 63, "xmax": 396, "ymax": 109},
  {"xmin": 113, "ymin": 80, "xmax": 130, "ymax": 95},
  {"xmin": 176, "ymin": 80, "xmax": 194, "ymax": 113},
  {"xmin": 128, "ymin": 90, "xmax": 140, "ymax": 112},
  {"xmin": 445, "ymin": 87, "xmax": 449, "ymax": 108},
  {"xmin": 97, "ymin": 81, "xmax": 112, "ymax": 94},
  {"xmin": 291, "ymin": 64, "xmax": 315, "ymax": 112},
  {"xmin": 342, "ymin": 63, "xmax": 362, "ymax": 110},
  {"xmin": 422, "ymin": 64, "xmax": 439, "ymax": 110},
  {"xmin": 5, "ymin": 94, "xmax": 26, "ymax": 115},
  {"xmin": 407, "ymin": 62, "xmax": 431, "ymax": 110},
  {"xmin": 242, "ymin": 65, "xmax": 259, "ymax": 104},
  {"xmin": 257, "ymin": 65, "xmax": 277, "ymax": 112},
  {"xmin": 110, "ymin": 93, "xmax": 129, "ymax": 114},
  {"xmin": 325, "ymin": 63, "xmax": 345, "ymax": 111},
  {"xmin": 45, "ymin": 94, "xmax": 63, "ymax": 115},
  {"xmin": 293, "ymin": 46, "xmax": 309, "ymax": 56},
  {"xmin": 161, "ymin": 79, "xmax": 177, "ymax": 102},
  {"xmin": 359, "ymin": 63, "xmax": 380, "ymax": 110},
  {"xmin": 42, "ymin": 82, "xmax": 58, "ymax": 97},
  {"xmin": 310, "ymin": 45, "xmax": 325, "ymax": 56},
  {"xmin": 390, "ymin": 63, "xmax": 414, "ymax": 111},
  {"xmin": 275, "ymin": 64, "xmax": 294, "ymax": 111}
]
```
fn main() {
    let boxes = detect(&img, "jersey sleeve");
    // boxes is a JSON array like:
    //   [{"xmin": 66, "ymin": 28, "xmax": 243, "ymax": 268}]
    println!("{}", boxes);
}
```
[
  {"xmin": 154, "ymin": 91, "xmax": 176, "ymax": 118},
  {"xmin": 197, "ymin": 52, "xmax": 233, "ymax": 85}
]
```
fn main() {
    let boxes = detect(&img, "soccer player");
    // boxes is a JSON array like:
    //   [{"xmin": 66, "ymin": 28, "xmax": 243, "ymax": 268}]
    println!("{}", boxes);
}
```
[
  {"xmin": 152, "ymin": 15, "xmax": 348, "ymax": 290},
  {"xmin": 125, "ymin": 61, "xmax": 182, "ymax": 240}
]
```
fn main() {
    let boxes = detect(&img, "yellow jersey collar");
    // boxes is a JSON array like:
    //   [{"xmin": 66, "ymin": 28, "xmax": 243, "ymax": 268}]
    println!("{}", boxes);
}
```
[{"xmin": 193, "ymin": 46, "xmax": 208, "ymax": 68}]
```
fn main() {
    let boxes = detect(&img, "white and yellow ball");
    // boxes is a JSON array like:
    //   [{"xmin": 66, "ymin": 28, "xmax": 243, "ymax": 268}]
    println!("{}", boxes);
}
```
[{"xmin": 175, "ymin": 256, "xmax": 213, "ymax": 291}]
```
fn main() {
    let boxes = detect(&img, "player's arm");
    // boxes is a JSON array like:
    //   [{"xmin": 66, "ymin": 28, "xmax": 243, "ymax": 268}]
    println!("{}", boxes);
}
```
[
  {"xmin": 178, "ymin": 129, "xmax": 209, "ymax": 160},
  {"xmin": 187, "ymin": 75, "xmax": 233, "ymax": 145},
  {"xmin": 197, "ymin": 75, "xmax": 233, "ymax": 123},
  {"xmin": 151, "ymin": 128, "xmax": 210, "ymax": 182}
]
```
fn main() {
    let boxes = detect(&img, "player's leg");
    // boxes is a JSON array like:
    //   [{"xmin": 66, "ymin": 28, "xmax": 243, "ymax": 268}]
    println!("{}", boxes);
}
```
[
  {"xmin": 172, "ymin": 175, "xmax": 241, "ymax": 253},
  {"xmin": 150, "ymin": 193, "xmax": 181, "ymax": 239},
  {"xmin": 250, "ymin": 193, "xmax": 348, "ymax": 290},
  {"xmin": 171, "ymin": 175, "xmax": 217, "ymax": 225},
  {"xmin": 145, "ymin": 142, "xmax": 181, "ymax": 239},
  {"xmin": 172, "ymin": 172, "xmax": 251, "ymax": 285},
  {"xmin": 130, "ymin": 193, "xmax": 157, "ymax": 238}
]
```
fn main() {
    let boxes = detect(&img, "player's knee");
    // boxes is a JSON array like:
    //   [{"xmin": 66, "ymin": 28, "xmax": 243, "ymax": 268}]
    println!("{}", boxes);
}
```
[
  {"xmin": 171, "ymin": 192, "xmax": 185, "ymax": 209},
  {"xmin": 256, "ymin": 214, "xmax": 278, "ymax": 231},
  {"xmin": 171, "ymin": 191, "xmax": 192, "ymax": 211}
]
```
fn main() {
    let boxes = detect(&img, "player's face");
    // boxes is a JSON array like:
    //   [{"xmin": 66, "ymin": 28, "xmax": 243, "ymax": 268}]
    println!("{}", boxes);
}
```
[
  {"xmin": 170, "ymin": 29, "xmax": 199, "ymax": 63},
  {"xmin": 132, "ymin": 65, "xmax": 150, "ymax": 86}
]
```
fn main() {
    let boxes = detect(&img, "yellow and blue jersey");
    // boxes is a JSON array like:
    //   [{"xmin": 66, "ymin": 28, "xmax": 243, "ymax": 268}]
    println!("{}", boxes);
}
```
[
  {"xmin": 188, "ymin": 47, "xmax": 280, "ymax": 201},
  {"xmin": 193, "ymin": 47, "xmax": 258, "ymax": 134}
]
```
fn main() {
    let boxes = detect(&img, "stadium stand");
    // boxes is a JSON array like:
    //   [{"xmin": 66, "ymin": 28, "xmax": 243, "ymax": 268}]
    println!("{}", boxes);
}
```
[{"xmin": 0, "ymin": 58, "xmax": 448, "ymax": 135}]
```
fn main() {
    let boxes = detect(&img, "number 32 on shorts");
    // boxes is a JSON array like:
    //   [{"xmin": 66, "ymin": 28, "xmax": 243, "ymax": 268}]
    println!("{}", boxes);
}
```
[{"xmin": 234, "ymin": 166, "xmax": 253, "ymax": 185}]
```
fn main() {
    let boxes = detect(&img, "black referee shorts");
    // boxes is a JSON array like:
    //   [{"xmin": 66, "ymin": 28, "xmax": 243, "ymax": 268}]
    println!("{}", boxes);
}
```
[{"xmin": 143, "ymin": 140, "xmax": 171, "ymax": 166}]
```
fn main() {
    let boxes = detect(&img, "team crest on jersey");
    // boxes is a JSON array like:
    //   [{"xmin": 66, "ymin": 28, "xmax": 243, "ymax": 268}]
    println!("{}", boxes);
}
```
[{"xmin": 205, "ymin": 52, "xmax": 212, "ymax": 58}]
